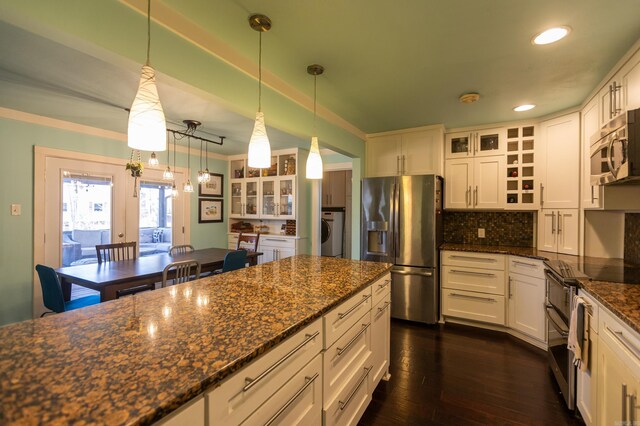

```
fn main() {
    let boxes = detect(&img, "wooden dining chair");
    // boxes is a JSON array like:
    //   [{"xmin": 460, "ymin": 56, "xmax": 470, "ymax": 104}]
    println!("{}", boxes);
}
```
[
  {"xmin": 236, "ymin": 233, "xmax": 260, "ymax": 253},
  {"xmin": 161, "ymin": 260, "xmax": 201, "ymax": 288},
  {"xmin": 169, "ymin": 244, "xmax": 195, "ymax": 256},
  {"xmin": 95, "ymin": 242, "xmax": 137, "ymax": 263},
  {"xmin": 35, "ymin": 264, "xmax": 100, "ymax": 315}
]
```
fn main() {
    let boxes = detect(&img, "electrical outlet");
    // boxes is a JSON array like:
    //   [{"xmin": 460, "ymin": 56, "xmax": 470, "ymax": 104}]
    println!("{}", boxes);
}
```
[
  {"xmin": 10, "ymin": 204, "xmax": 21, "ymax": 216},
  {"xmin": 478, "ymin": 228, "xmax": 485, "ymax": 238}
]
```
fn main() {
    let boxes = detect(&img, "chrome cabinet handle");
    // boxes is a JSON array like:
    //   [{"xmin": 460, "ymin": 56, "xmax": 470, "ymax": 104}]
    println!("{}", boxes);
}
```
[
  {"xmin": 450, "ymin": 293, "xmax": 496, "ymax": 302},
  {"xmin": 338, "ymin": 294, "xmax": 371, "ymax": 320},
  {"xmin": 508, "ymin": 276, "xmax": 512, "ymax": 299},
  {"xmin": 396, "ymin": 156, "xmax": 401, "ymax": 175},
  {"xmin": 607, "ymin": 326, "xmax": 640, "ymax": 360},
  {"xmin": 450, "ymin": 269, "xmax": 495, "ymax": 277},
  {"xmin": 609, "ymin": 84, "xmax": 614, "ymax": 119},
  {"xmin": 557, "ymin": 211, "xmax": 563, "ymax": 234},
  {"xmin": 378, "ymin": 279, "xmax": 390, "ymax": 289},
  {"xmin": 613, "ymin": 81, "xmax": 622, "ymax": 116},
  {"xmin": 630, "ymin": 392, "xmax": 637, "ymax": 425},
  {"xmin": 265, "ymin": 238, "xmax": 287, "ymax": 242},
  {"xmin": 623, "ymin": 384, "xmax": 628, "ymax": 423},
  {"xmin": 591, "ymin": 185, "xmax": 595, "ymax": 204},
  {"xmin": 540, "ymin": 183, "xmax": 544, "ymax": 207},
  {"xmin": 337, "ymin": 323, "xmax": 370, "ymax": 356},
  {"xmin": 513, "ymin": 260, "xmax": 538, "ymax": 268},
  {"xmin": 474, "ymin": 186, "xmax": 478, "ymax": 206},
  {"xmin": 465, "ymin": 187, "xmax": 469, "ymax": 206},
  {"xmin": 551, "ymin": 211, "xmax": 556, "ymax": 234},
  {"xmin": 450, "ymin": 255, "xmax": 497, "ymax": 262},
  {"xmin": 377, "ymin": 301, "xmax": 391, "ymax": 313},
  {"xmin": 393, "ymin": 270, "xmax": 433, "ymax": 277},
  {"xmin": 339, "ymin": 365, "xmax": 373, "ymax": 411},
  {"xmin": 243, "ymin": 331, "xmax": 320, "ymax": 392},
  {"xmin": 264, "ymin": 373, "xmax": 319, "ymax": 426},
  {"xmin": 468, "ymin": 186, "xmax": 472, "ymax": 207}
]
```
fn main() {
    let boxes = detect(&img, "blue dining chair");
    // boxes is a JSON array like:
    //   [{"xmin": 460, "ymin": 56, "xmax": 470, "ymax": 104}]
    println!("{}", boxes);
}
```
[
  {"xmin": 222, "ymin": 250, "xmax": 248, "ymax": 273},
  {"xmin": 35, "ymin": 264, "xmax": 100, "ymax": 316}
]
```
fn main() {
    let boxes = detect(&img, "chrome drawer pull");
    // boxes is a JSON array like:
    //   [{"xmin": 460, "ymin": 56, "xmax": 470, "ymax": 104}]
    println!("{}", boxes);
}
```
[
  {"xmin": 264, "ymin": 372, "xmax": 319, "ymax": 426},
  {"xmin": 377, "ymin": 301, "xmax": 391, "ymax": 313},
  {"xmin": 450, "ymin": 255, "xmax": 496, "ymax": 262},
  {"xmin": 450, "ymin": 269, "xmax": 495, "ymax": 277},
  {"xmin": 244, "ymin": 331, "xmax": 319, "ymax": 392},
  {"xmin": 339, "ymin": 365, "xmax": 373, "ymax": 411},
  {"xmin": 607, "ymin": 326, "xmax": 640, "ymax": 360},
  {"xmin": 338, "ymin": 294, "xmax": 371, "ymax": 320},
  {"xmin": 378, "ymin": 280, "xmax": 390, "ymax": 289},
  {"xmin": 265, "ymin": 238, "xmax": 287, "ymax": 242},
  {"xmin": 512, "ymin": 260, "xmax": 538, "ymax": 268},
  {"xmin": 337, "ymin": 323, "xmax": 370, "ymax": 356},
  {"xmin": 450, "ymin": 293, "xmax": 496, "ymax": 302}
]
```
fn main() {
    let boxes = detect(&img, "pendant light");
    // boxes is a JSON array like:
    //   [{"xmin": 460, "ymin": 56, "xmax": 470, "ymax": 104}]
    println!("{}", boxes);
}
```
[
  {"xmin": 197, "ymin": 139, "xmax": 210, "ymax": 184},
  {"xmin": 183, "ymin": 134, "xmax": 194, "ymax": 193},
  {"xmin": 162, "ymin": 132, "xmax": 174, "ymax": 180},
  {"xmin": 306, "ymin": 64, "xmax": 324, "ymax": 179},
  {"xmin": 128, "ymin": 0, "xmax": 167, "ymax": 153},
  {"xmin": 148, "ymin": 151, "xmax": 159, "ymax": 166},
  {"xmin": 247, "ymin": 14, "xmax": 272, "ymax": 169}
]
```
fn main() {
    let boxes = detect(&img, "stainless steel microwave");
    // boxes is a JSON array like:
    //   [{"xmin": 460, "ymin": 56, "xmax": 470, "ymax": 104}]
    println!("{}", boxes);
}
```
[{"xmin": 590, "ymin": 107, "xmax": 640, "ymax": 185}]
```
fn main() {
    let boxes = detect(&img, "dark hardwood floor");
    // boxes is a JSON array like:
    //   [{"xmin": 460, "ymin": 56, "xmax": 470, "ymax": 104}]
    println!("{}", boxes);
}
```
[{"xmin": 359, "ymin": 320, "xmax": 584, "ymax": 425}]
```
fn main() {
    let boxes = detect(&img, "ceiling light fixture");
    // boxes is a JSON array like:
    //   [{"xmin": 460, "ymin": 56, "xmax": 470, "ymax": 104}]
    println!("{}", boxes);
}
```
[
  {"xmin": 532, "ymin": 27, "xmax": 571, "ymax": 45},
  {"xmin": 182, "ymin": 120, "xmax": 199, "ymax": 193},
  {"xmin": 459, "ymin": 93, "xmax": 480, "ymax": 104},
  {"xmin": 163, "ymin": 133, "xmax": 174, "ymax": 180},
  {"xmin": 247, "ymin": 14, "xmax": 272, "ymax": 169},
  {"xmin": 514, "ymin": 104, "xmax": 536, "ymax": 112},
  {"xmin": 127, "ymin": 0, "xmax": 167, "ymax": 153},
  {"xmin": 148, "ymin": 151, "xmax": 159, "ymax": 167},
  {"xmin": 197, "ymin": 138, "xmax": 210, "ymax": 184},
  {"xmin": 306, "ymin": 64, "xmax": 324, "ymax": 180}
]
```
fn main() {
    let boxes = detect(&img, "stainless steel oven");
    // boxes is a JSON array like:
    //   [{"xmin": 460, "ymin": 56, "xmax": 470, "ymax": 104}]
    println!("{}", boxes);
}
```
[
  {"xmin": 590, "ymin": 107, "xmax": 640, "ymax": 185},
  {"xmin": 545, "ymin": 264, "xmax": 577, "ymax": 410}
]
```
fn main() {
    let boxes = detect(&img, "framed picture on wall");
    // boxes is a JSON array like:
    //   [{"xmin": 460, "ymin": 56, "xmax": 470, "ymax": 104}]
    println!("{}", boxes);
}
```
[
  {"xmin": 199, "ymin": 173, "xmax": 224, "ymax": 197},
  {"xmin": 199, "ymin": 199, "xmax": 223, "ymax": 223}
]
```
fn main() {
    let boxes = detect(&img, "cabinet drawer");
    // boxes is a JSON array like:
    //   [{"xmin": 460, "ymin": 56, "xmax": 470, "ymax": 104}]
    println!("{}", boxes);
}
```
[
  {"xmin": 442, "ymin": 266, "xmax": 505, "ymax": 295},
  {"xmin": 371, "ymin": 273, "xmax": 391, "ymax": 307},
  {"xmin": 442, "ymin": 288, "xmax": 506, "ymax": 325},
  {"xmin": 324, "ymin": 287, "xmax": 372, "ymax": 349},
  {"xmin": 207, "ymin": 319, "xmax": 323, "ymax": 425},
  {"xmin": 599, "ymin": 307, "xmax": 640, "ymax": 377},
  {"xmin": 242, "ymin": 354, "xmax": 322, "ymax": 426},
  {"xmin": 260, "ymin": 237, "xmax": 296, "ymax": 249},
  {"xmin": 577, "ymin": 289, "xmax": 599, "ymax": 335},
  {"xmin": 323, "ymin": 354, "xmax": 373, "ymax": 426},
  {"xmin": 323, "ymin": 315, "xmax": 372, "ymax": 406},
  {"xmin": 154, "ymin": 396, "xmax": 204, "ymax": 426},
  {"xmin": 441, "ymin": 251, "xmax": 505, "ymax": 270},
  {"xmin": 508, "ymin": 257, "xmax": 545, "ymax": 279}
]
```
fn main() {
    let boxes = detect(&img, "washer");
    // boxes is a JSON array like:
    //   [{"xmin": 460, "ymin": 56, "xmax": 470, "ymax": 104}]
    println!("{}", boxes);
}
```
[{"xmin": 321, "ymin": 211, "xmax": 344, "ymax": 258}]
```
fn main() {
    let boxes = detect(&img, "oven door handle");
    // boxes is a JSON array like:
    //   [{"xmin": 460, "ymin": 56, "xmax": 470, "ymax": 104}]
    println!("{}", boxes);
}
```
[{"xmin": 545, "ymin": 304, "xmax": 569, "ymax": 338}]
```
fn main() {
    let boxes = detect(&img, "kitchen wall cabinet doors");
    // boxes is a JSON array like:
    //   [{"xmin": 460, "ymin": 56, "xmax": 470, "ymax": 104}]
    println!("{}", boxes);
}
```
[
  {"xmin": 366, "ymin": 126, "xmax": 444, "ymax": 177},
  {"xmin": 538, "ymin": 209, "xmax": 579, "ymax": 255},
  {"xmin": 623, "ymin": 51, "xmax": 640, "ymax": 111},
  {"xmin": 230, "ymin": 179, "xmax": 260, "ymax": 219},
  {"xmin": 539, "ymin": 112, "xmax": 580, "ymax": 210},
  {"xmin": 260, "ymin": 176, "xmax": 296, "ymax": 219},
  {"xmin": 322, "ymin": 170, "xmax": 346, "ymax": 208},
  {"xmin": 507, "ymin": 257, "xmax": 546, "ymax": 344},
  {"xmin": 444, "ymin": 156, "xmax": 505, "ymax": 209},
  {"xmin": 445, "ymin": 127, "xmax": 506, "ymax": 159}
]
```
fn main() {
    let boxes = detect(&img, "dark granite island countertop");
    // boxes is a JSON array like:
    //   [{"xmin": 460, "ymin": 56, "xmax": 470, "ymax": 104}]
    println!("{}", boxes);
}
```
[{"xmin": 0, "ymin": 255, "xmax": 392, "ymax": 425}]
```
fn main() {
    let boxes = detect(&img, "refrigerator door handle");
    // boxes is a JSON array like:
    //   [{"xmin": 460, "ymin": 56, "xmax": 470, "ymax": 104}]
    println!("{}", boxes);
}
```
[
  {"xmin": 392, "ymin": 269, "xmax": 433, "ymax": 277},
  {"xmin": 393, "ymin": 181, "xmax": 400, "ymax": 262}
]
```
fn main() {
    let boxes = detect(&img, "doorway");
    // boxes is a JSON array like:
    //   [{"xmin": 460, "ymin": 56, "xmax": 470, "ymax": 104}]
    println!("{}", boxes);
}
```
[{"xmin": 321, "ymin": 167, "xmax": 352, "ymax": 258}]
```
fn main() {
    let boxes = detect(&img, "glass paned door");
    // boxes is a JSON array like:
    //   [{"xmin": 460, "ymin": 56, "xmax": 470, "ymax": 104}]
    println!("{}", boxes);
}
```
[
  {"xmin": 278, "ymin": 177, "xmax": 295, "ymax": 218},
  {"xmin": 138, "ymin": 181, "xmax": 173, "ymax": 258},
  {"xmin": 261, "ymin": 179, "xmax": 276, "ymax": 217},
  {"xmin": 230, "ymin": 181, "xmax": 244, "ymax": 217},
  {"xmin": 245, "ymin": 179, "xmax": 259, "ymax": 218}
]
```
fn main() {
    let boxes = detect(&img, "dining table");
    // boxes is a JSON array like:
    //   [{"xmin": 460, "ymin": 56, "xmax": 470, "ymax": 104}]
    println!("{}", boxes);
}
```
[{"xmin": 55, "ymin": 248, "xmax": 261, "ymax": 302}]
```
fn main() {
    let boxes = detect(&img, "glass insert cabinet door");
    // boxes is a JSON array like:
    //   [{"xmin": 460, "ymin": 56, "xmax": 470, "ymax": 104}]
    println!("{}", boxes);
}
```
[
  {"xmin": 261, "ymin": 179, "xmax": 277, "ymax": 217},
  {"xmin": 230, "ymin": 181, "xmax": 243, "ymax": 218},
  {"xmin": 278, "ymin": 177, "xmax": 295, "ymax": 218},
  {"xmin": 245, "ymin": 180, "xmax": 259, "ymax": 217}
]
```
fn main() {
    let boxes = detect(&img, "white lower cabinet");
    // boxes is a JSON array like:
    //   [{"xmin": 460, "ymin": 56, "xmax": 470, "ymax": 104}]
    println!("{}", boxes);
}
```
[
  {"xmin": 155, "ymin": 396, "xmax": 205, "ymax": 426},
  {"xmin": 227, "ymin": 234, "xmax": 298, "ymax": 264},
  {"xmin": 507, "ymin": 257, "xmax": 546, "ymax": 343},
  {"xmin": 576, "ymin": 290, "xmax": 599, "ymax": 426},
  {"xmin": 442, "ymin": 288, "xmax": 506, "ymax": 325},
  {"xmin": 370, "ymin": 292, "xmax": 391, "ymax": 388}
]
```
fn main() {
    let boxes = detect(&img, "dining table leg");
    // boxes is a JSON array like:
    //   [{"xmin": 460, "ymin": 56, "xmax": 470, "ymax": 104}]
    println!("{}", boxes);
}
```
[{"xmin": 60, "ymin": 276, "xmax": 72, "ymax": 302}]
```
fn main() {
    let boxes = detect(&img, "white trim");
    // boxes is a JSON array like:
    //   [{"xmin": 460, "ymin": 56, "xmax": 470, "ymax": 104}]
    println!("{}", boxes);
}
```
[
  {"xmin": 366, "ymin": 123, "xmax": 445, "ymax": 138},
  {"xmin": 0, "ymin": 107, "xmax": 228, "ymax": 161}
]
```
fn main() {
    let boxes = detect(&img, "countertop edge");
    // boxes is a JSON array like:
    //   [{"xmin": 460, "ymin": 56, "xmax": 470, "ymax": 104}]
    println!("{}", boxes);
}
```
[{"xmin": 439, "ymin": 243, "xmax": 550, "ymax": 260}]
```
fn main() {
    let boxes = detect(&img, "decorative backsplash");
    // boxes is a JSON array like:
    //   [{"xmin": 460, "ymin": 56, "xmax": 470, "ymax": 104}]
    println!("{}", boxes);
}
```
[
  {"xmin": 624, "ymin": 213, "xmax": 640, "ymax": 264},
  {"xmin": 443, "ymin": 211, "xmax": 535, "ymax": 247}
]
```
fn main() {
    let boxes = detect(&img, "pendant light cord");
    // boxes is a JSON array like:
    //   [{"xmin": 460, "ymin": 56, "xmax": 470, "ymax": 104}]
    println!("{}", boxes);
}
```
[
  {"xmin": 313, "ymin": 75, "xmax": 317, "ymax": 135},
  {"xmin": 187, "ymin": 136, "xmax": 191, "ymax": 173},
  {"xmin": 166, "ymin": 132, "xmax": 170, "ymax": 165},
  {"xmin": 258, "ymin": 31, "xmax": 262, "ymax": 112},
  {"xmin": 146, "ymin": 0, "xmax": 151, "ymax": 65},
  {"xmin": 199, "ymin": 139, "xmax": 203, "ymax": 171}
]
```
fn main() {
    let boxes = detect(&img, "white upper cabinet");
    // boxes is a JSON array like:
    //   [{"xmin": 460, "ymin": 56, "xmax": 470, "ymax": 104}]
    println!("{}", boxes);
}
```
[
  {"xmin": 581, "ymin": 97, "xmax": 602, "ymax": 209},
  {"xmin": 444, "ymin": 158, "xmax": 473, "ymax": 209},
  {"xmin": 539, "ymin": 112, "xmax": 580, "ymax": 209},
  {"xmin": 445, "ymin": 155, "xmax": 504, "ymax": 210},
  {"xmin": 445, "ymin": 127, "xmax": 506, "ymax": 159},
  {"xmin": 366, "ymin": 126, "xmax": 444, "ymax": 177},
  {"xmin": 537, "ymin": 208, "xmax": 579, "ymax": 255},
  {"xmin": 623, "ymin": 52, "xmax": 640, "ymax": 110}
]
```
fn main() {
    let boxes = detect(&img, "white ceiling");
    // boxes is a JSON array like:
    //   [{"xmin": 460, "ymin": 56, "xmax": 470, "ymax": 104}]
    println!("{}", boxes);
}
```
[{"xmin": 1, "ymin": 1, "xmax": 640, "ymax": 156}]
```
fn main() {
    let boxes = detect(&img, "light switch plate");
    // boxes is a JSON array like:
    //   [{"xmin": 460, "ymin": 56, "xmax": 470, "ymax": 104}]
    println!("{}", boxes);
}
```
[
  {"xmin": 11, "ymin": 204, "xmax": 21, "ymax": 216},
  {"xmin": 478, "ymin": 228, "xmax": 485, "ymax": 238}
]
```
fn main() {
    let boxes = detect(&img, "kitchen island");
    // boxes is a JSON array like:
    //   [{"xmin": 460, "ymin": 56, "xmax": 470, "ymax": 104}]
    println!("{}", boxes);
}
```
[{"xmin": 0, "ymin": 255, "xmax": 392, "ymax": 425}]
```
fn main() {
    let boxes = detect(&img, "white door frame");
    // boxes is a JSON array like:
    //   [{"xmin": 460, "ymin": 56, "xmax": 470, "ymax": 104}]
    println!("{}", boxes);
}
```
[{"xmin": 33, "ymin": 146, "xmax": 190, "ymax": 317}]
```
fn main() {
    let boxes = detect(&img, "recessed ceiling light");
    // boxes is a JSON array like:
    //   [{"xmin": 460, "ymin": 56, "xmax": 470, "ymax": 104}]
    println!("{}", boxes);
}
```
[
  {"xmin": 532, "ymin": 27, "xmax": 571, "ymax": 45},
  {"xmin": 514, "ymin": 104, "xmax": 536, "ymax": 112}
]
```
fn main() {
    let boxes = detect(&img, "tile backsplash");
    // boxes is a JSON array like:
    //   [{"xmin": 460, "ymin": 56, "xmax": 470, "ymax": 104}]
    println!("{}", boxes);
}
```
[
  {"xmin": 624, "ymin": 213, "xmax": 640, "ymax": 263},
  {"xmin": 443, "ymin": 211, "xmax": 535, "ymax": 247}
]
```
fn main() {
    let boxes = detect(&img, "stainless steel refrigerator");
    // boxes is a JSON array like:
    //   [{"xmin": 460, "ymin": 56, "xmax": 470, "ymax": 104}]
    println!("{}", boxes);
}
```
[{"xmin": 361, "ymin": 175, "xmax": 443, "ymax": 324}]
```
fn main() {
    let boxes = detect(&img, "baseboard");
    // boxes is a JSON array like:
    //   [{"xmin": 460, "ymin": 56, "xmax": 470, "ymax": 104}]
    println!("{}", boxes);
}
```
[{"xmin": 442, "ymin": 316, "xmax": 547, "ymax": 351}]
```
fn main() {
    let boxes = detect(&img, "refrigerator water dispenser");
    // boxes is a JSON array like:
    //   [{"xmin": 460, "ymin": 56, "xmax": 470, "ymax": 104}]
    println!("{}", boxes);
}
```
[{"xmin": 366, "ymin": 221, "xmax": 388, "ymax": 255}]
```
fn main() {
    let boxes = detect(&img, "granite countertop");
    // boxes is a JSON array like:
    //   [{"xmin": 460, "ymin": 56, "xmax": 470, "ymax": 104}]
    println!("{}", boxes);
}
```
[
  {"xmin": 0, "ymin": 255, "xmax": 392, "ymax": 425},
  {"xmin": 440, "ymin": 243, "xmax": 640, "ymax": 335}
]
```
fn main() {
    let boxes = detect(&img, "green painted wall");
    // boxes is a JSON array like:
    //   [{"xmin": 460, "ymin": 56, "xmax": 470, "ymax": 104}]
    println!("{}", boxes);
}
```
[{"xmin": 0, "ymin": 117, "xmax": 227, "ymax": 326}]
